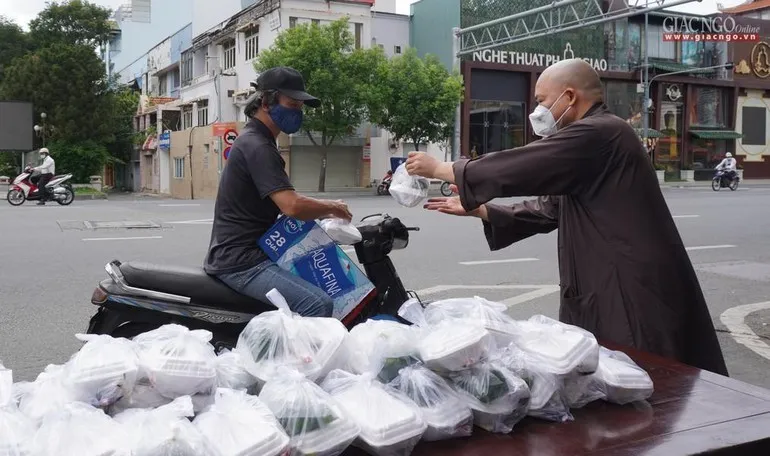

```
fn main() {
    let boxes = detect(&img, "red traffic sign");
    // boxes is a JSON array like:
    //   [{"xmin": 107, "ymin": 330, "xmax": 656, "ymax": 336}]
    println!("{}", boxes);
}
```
[
  {"xmin": 223, "ymin": 146, "xmax": 232, "ymax": 160},
  {"xmin": 223, "ymin": 129, "xmax": 238, "ymax": 145}
]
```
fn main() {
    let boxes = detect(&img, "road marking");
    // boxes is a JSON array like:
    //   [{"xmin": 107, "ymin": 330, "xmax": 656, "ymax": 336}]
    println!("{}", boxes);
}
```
[
  {"xmin": 82, "ymin": 236, "xmax": 163, "ymax": 241},
  {"xmin": 169, "ymin": 219, "xmax": 213, "ymax": 224},
  {"xmin": 415, "ymin": 284, "xmax": 560, "ymax": 308},
  {"xmin": 686, "ymin": 244, "xmax": 736, "ymax": 251},
  {"xmin": 720, "ymin": 301, "xmax": 770, "ymax": 361},
  {"xmin": 159, "ymin": 203, "xmax": 201, "ymax": 207},
  {"xmin": 459, "ymin": 258, "xmax": 539, "ymax": 266},
  {"xmin": 673, "ymin": 215, "xmax": 700, "ymax": 218}
]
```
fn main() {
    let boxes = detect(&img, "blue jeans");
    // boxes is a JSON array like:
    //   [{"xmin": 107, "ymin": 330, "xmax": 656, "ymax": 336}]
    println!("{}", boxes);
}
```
[{"xmin": 217, "ymin": 260, "xmax": 334, "ymax": 317}]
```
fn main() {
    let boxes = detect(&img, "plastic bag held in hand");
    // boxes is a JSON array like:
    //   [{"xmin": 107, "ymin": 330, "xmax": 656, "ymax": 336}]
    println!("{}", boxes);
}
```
[
  {"xmin": 132, "ymin": 324, "xmax": 218, "ymax": 399},
  {"xmin": 321, "ymin": 369, "xmax": 427, "ymax": 456},
  {"xmin": 389, "ymin": 163, "xmax": 430, "ymax": 208},
  {"xmin": 259, "ymin": 367, "xmax": 360, "ymax": 456},
  {"xmin": 193, "ymin": 388, "xmax": 290, "ymax": 456},
  {"xmin": 30, "ymin": 402, "xmax": 129, "ymax": 456},
  {"xmin": 0, "ymin": 364, "xmax": 36, "ymax": 456},
  {"xmin": 114, "ymin": 396, "xmax": 213, "ymax": 456},
  {"xmin": 63, "ymin": 333, "xmax": 140, "ymax": 408},
  {"xmin": 388, "ymin": 363, "xmax": 473, "ymax": 441},
  {"xmin": 319, "ymin": 218, "xmax": 362, "ymax": 245}
]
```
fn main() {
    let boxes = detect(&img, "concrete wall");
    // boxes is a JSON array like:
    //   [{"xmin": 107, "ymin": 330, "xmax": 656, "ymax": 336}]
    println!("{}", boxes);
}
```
[
  {"xmin": 736, "ymin": 89, "xmax": 770, "ymax": 178},
  {"xmin": 372, "ymin": 12, "xmax": 409, "ymax": 57},
  {"xmin": 192, "ymin": 0, "xmax": 244, "ymax": 38},
  {"xmin": 409, "ymin": 0, "xmax": 460, "ymax": 71}
]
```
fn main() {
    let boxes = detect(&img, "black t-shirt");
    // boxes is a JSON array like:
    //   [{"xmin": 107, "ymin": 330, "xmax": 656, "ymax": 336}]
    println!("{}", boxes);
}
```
[{"xmin": 204, "ymin": 119, "xmax": 294, "ymax": 275}]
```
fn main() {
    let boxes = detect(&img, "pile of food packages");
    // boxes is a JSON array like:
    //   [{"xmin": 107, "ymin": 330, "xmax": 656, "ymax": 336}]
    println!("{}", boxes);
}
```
[{"xmin": 0, "ymin": 292, "xmax": 654, "ymax": 456}]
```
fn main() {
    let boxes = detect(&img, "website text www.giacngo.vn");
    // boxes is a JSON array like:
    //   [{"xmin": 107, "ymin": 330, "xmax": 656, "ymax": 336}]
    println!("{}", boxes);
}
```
[{"xmin": 663, "ymin": 33, "xmax": 759, "ymax": 42}]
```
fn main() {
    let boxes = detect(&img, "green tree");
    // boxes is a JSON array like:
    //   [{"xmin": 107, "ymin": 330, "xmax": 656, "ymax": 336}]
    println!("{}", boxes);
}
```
[
  {"xmin": 368, "ymin": 48, "xmax": 463, "ymax": 153},
  {"xmin": 255, "ymin": 17, "xmax": 386, "ymax": 192},
  {"xmin": 102, "ymin": 87, "xmax": 141, "ymax": 163},
  {"xmin": 29, "ymin": 0, "xmax": 112, "ymax": 48},
  {"xmin": 0, "ymin": 17, "xmax": 31, "ymax": 81},
  {"xmin": 48, "ymin": 139, "xmax": 110, "ymax": 183}
]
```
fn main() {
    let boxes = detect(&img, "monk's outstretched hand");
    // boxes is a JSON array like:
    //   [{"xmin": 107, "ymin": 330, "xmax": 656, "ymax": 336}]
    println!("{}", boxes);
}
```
[{"xmin": 424, "ymin": 196, "xmax": 470, "ymax": 216}]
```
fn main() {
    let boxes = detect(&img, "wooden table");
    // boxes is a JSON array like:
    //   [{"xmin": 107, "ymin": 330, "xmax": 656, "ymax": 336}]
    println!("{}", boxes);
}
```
[{"xmin": 344, "ymin": 344, "xmax": 770, "ymax": 456}]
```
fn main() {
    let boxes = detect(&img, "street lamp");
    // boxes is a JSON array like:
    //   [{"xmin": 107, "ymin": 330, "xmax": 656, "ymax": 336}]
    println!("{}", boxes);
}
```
[{"xmin": 33, "ymin": 112, "xmax": 49, "ymax": 147}]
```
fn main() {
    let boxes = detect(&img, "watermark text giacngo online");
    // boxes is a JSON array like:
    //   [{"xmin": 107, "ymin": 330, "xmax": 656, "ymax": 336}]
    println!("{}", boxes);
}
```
[{"xmin": 663, "ymin": 33, "xmax": 759, "ymax": 42}]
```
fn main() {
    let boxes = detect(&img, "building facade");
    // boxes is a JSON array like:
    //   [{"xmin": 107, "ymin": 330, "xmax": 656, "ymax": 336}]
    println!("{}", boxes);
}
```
[{"xmin": 410, "ymin": 0, "xmax": 770, "ymax": 179}]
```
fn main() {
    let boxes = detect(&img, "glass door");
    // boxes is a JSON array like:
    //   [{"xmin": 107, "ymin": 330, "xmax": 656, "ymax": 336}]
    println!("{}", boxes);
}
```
[{"xmin": 468, "ymin": 100, "xmax": 526, "ymax": 157}]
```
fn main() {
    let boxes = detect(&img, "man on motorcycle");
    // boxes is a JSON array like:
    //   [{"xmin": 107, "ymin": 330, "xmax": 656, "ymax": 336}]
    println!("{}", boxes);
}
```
[
  {"xmin": 204, "ymin": 66, "xmax": 352, "ymax": 317},
  {"xmin": 715, "ymin": 152, "xmax": 737, "ymax": 181},
  {"xmin": 33, "ymin": 148, "xmax": 55, "ymax": 206}
]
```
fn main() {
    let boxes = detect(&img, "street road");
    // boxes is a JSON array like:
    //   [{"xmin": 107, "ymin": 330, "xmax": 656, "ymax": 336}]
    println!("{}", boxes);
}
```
[{"xmin": 2, "ymin": 186, "xmax": 770, "ymax": 390}]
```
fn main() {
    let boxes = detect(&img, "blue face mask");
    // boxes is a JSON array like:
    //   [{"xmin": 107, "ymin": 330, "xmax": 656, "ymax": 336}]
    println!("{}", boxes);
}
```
[{"xmin": 268, "ymin": 104, "xmax": 303, "ymax": 134}]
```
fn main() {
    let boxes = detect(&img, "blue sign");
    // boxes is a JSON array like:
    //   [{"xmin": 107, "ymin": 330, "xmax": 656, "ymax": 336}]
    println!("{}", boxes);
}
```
[
  {"xmin": 223, "ymin": 146, "xmax": 231, "ymax": 160},
  {"xmin": 158, "ymin": 131, "xmax": 171, "ymax": 150}
]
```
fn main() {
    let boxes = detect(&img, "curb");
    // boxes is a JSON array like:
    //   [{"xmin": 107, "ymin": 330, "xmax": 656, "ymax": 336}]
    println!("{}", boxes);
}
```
[{"xmin": 76, "ymin": 193, "xmax": 108, "ymax": 200}]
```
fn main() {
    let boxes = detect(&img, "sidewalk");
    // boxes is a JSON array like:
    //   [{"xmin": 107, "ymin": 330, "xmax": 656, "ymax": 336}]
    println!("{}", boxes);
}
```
[{"xmin": 661, "ymin": 179, "xmax": 770, "ymax": 188}]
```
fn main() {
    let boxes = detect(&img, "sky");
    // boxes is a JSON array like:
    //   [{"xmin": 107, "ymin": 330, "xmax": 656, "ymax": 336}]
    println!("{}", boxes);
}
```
[{"xmin": 0, "ymin": 0, "xmax": 750, "ymax": 30}]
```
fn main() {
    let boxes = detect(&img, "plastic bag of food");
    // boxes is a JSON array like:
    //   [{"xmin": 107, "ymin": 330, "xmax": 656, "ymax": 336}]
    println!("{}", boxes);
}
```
[
  {"xmin": 422, "ymin": 297, "xmax": 519, "ymax": 347},
  {"xmin": 446, "ymin": 360, "xmax": 530, "ymax": 434},
  {"xmin": 345, "ymin": 319, "xmax": 421, "ymax": 384},
  {"xmin": 388, "ymin": 363, "xmax": 473, "ymax": 441},
  {"xmin": 399, "ymin": 298, "xmax": 494, "ymax": 373},
  {"xmin": 30, "ymin": 402, "xmax": 129, "ymax": 456},
  {"xmin": 115, "ymin": 396, "xmax": 213, "ymax": 456},
  {"xmin": 63, "ymin": 334, "xmax": 140, "ymax": 409},
  {"xmin": 319, "ymin": 218, "xmax": 362, "ymax": 245},
  {"xmin": 236, "ymin": 289, "xmax": 347, "ymax": 386},
  {"xmin": 193, "ymin": 388, "xmax": 290, "ymax": 456},
  {"xmin": 214, "ymin": 349, "xmax": 259, "ymax": 392},
  {"xmin": 321, "ymin": 369, "xmax": 426, "ymax": 456},
  {"xmin": 17, "ymin": 364, "xmax": 79, "ymax": 427},
  {"xmin": 133, "ymin": 324, "xmax": 218, "ymax": 399},
  {"xmin": 564, "ymin": 347, "xmax": 653, "ymax": 408},
  {"xmin": 494, "ymin": 344, "xmax": 572, "ymax": 422},
  {"xmin": 0, "ymin": 365, "xmax": 36, "ymax": 456},
  {"xmin": 259, "ymin": 367, "xmax": 359, "ymax": 456},
  {"xmin": 389, "ymin": 163, "xmax": 429, "ymax": 208},
  {"xmin": 505, "ymin": 315, "xmax": 599, "ymax": 376}
]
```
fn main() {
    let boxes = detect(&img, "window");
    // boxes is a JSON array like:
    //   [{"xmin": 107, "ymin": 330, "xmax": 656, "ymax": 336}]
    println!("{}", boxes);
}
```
[
  {"xmin": 182, "ymin": 106, "xmax": 193, "ymax": 129},
  {"xmin": 742, "ymin": 106, "xmax": 766, "ymax": 146},
  {"xmin": 158, "ymin": 73, "xmax": 168, "ymax": 95},
  {"xmin": 172, "ymin": 70, "xmax": 180, "ymax": 89},
  {"xmin": 197, "ymin": 100, "xmax": 209, "ymax": 126},
  {"xmin": 312, "ymin": 18, "xmax": 320, "ymax": 25},
  {"xmin": 647, "ymin": 24, "xmax": 676, "ymax": 60},
  {"xmin": 244, "ymin": 26, "xmax": 259, "ymax": 61},
  {"xmin": 394, "ymin": 45, "xmax": 402, "ymax": 54},
  {"xmin": 604, "ymin": 81, "xmax": 644, "ymax": 127},
  {"xmin": 174, "ymin": 157, "xmax": 185, "ymax": 179},
  {"xmin": 377, "ymin": 44, "xmax": 384, "ymax": 50},
  {"xmin": 222, "ymin": 39, "xmax": 236, "ymax": 70},
  {"xmin": 289, "ymin": 16, "xmax": 297, "ymax": 28},
  {"xmin": 469, "ymin": 100, "xmax": 526, "ymax": 156},
  {"xmin": 354, "ymin": 23, "xmax": 363, "ymax": 49},
  {"xmin": 689, "ymin": 87, "xmax": 728, "ymax": 128},
  {"xmin": 181, "ymin": 50, "xmax": 193, "ymax": 86}
]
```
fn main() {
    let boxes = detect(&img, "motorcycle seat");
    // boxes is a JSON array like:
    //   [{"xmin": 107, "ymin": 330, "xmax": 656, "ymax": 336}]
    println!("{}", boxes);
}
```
[{"xmin": 118, "ymin": 261, "xmax": 276, "ymax": 314}]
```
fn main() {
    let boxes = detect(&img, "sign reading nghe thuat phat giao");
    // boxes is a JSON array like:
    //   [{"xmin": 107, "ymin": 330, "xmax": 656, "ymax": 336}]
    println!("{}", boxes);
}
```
[{"xmin": 471, "ymin": 42, "xmax": 609, "ymax": 72}]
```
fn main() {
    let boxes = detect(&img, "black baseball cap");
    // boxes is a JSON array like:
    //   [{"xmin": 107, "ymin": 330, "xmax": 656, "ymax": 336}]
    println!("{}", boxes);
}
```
[{"xmin": 252, "ymin": 66, "xmax": 321, "ymax": 108}]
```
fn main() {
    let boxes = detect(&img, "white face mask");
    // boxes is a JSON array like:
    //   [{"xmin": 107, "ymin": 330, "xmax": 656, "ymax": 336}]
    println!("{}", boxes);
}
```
[{"xmin": 529, "ymin": 91, "xmax": 572, "ymax": 137}]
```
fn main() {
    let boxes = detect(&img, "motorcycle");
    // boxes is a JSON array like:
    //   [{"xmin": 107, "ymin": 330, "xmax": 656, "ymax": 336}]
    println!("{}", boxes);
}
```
[
  {"xmin": 439, "ymin": 181, "xmax": 454, "ymax": 196},
  {"xmin": 376, "ymin": 170, "xmax": 393, "ymax": 195},
  {"xmin": 85, "ymin": 214, "xmax": 421, "ymax": 350},
  {"xmin": 6, "ymin": 166, "xmax": 75, "ymax": 206},
  {"xmin": 712, "ymin": 169, "xmax": 739, "ymax": 192}
]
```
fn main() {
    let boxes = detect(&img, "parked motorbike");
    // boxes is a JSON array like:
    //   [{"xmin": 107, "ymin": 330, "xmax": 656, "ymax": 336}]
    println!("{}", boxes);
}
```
[
  {"xmin": 6, "ymin": 166, "xmax": 75, "ymax": 206},
  {"xmin": 376, "ymin": 170, "xmax": 393, "ymax": 195},
  {"xmin": 85, "ymin": 214, "xmax": 421, "ymax": 350},
  {"xmin": 439, "ymin": 181, "xmax": 454, "ymax": 196},
  {"xmin": 712, "ymin": 169, "xmax": 739, "ymax": 192}
]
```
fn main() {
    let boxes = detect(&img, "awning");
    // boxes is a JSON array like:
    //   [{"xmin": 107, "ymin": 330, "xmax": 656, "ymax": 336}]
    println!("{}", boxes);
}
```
[
  {"xmin": 690, "ymin": 130, "xmax": 743, "ymax": 140},
  {"xmin": 634, "ymin": 128, "xmax": 664, "ymax": 138}
]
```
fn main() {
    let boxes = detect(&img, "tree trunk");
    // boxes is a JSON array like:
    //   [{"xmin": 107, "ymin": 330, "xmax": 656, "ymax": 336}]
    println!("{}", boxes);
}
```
[{"xmin": 318, "ymin": 147, "xmax": 328, "ymax": 193}]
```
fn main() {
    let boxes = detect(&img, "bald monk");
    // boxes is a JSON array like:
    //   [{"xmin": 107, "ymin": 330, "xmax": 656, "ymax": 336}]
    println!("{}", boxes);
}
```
[{"xmin": 406, "ymin": 59, "xmax": 728, "ymax": 376}]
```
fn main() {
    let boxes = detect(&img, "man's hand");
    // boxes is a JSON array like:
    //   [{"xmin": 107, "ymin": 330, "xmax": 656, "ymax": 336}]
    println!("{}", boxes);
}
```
[
  {"xmin": 328, "ymin": 200, "xmax": 352, "ymax": 222},
  {"xmin": 405, "ymin": 152, "xmax": 440, "ymax": 178},
  {"xmin": 424, "ymin": 196, "xmax": 488, "ymax": 220}
]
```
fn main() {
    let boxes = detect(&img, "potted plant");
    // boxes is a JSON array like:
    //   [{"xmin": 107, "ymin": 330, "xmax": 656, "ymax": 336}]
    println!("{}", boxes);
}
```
[
  {"xmin": 653, "ymin": 163, "xmax": 666, "ymax": 184},
  {"xmin": 679, "ymin": 165, "xmax": 695, "ymax": 182}
]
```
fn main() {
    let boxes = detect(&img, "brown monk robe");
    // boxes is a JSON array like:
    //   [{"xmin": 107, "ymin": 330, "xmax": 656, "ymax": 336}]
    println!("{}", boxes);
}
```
[{"xmin": 406, "ymin": 59, "xmax": 728, "ymax": 376}]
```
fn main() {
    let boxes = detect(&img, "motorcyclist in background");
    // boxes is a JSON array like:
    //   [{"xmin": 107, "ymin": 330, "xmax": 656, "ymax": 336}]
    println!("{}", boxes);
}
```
[
  {"xmin": 33, "ymin": 148, "xmax": 56, "ymax": 206},
  {"xmin": 715, "ymin": 152, "xmax": 737, "ymax": 182}
]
